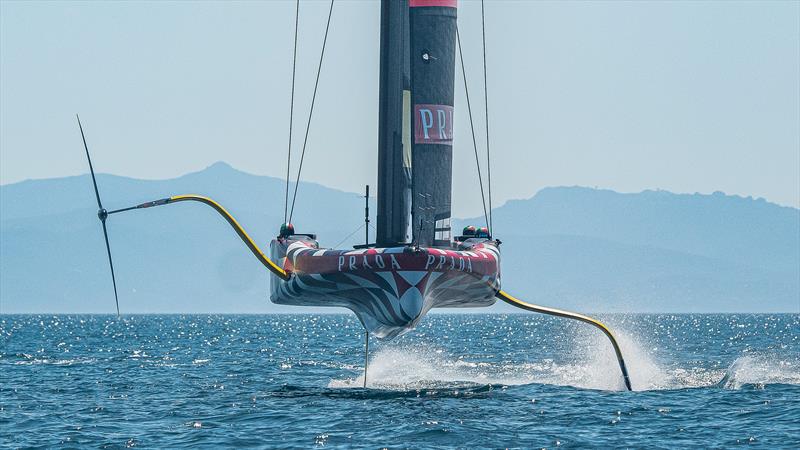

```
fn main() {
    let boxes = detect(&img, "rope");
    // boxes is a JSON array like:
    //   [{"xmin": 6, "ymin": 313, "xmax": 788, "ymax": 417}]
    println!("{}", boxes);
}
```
[
  {"xmin": 481, "ymin": 0, "xmax": 493, "ymax": 234},
  {"xmin": 288, "ymin": 0, "xmax": 335, "ymax": 224},
  {"xmin": 456, "ymin": 27, "xmax": 490, "ymax": 232},
  {"xmin": 331, "ymin": 223, "xmax": 365, "ymax": 249},
  {"xmin": 284, "ymin": 0, "xmax": 300, "ymax": 223}
]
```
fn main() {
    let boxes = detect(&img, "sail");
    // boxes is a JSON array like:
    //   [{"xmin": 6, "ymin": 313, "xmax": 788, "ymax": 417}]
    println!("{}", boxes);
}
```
[
  {"xmin": 409, "ymin": 0, "xmax": 457, "ymax": 247},
  {"xmin": 376, "ymin": 0, "xmax": 412, "ymax": 246}
]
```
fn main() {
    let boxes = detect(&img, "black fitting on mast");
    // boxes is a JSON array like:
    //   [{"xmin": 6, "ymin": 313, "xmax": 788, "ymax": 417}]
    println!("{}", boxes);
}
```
[{"xmin": 365, "ymin": 185, "xmax": 370, "ymax": 246}]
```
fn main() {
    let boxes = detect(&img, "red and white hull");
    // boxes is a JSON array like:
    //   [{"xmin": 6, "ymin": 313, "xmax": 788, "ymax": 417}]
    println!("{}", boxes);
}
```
[{"xmin": 270, "ymin": 239, "xmax": 500, "ymax": 339}]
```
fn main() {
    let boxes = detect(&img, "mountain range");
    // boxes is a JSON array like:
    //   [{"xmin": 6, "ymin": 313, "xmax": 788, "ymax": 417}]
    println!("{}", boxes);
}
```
[{"xmin": 1, "ymin": 162, "xmax": 797, "ymax": 313}]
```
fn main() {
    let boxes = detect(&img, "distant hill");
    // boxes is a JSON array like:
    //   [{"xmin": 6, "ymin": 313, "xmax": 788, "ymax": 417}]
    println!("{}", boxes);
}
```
[
  {"xmin": 1, "ymin": 163, "xmax": 798, "ymax": 313},
  {"xmin": 0, "ymin": 162, "xmax": 372, "ymax": 313},
  {"xmin": 456, "ymin": 187, "xmax": 799, "ymax": 313}
]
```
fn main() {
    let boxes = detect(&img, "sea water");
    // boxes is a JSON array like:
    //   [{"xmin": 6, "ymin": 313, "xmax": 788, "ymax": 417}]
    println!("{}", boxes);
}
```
[{"xmin": 1, "ymin": 314, "xmax": 798, "ymax": 448}]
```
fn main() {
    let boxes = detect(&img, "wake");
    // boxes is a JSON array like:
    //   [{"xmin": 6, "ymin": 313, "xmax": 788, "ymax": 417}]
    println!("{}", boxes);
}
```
[{"xmin": 329, "ymin": 329, "xmax": 800, "ymax": 392}]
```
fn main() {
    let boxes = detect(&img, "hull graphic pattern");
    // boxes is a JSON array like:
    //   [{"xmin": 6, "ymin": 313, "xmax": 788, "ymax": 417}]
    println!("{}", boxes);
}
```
[{"xmin": 271, "ymin": 239, "xmax": 500, "ymax": 339}]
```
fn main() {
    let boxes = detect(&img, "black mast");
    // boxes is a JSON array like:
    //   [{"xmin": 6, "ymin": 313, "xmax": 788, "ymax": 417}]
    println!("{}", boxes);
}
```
[
  {"xmin": 410, "ymin": 0, "xmax": 457, "ymax": 247},
  {"xmin": 376, "ymin": 0, "xmax": 412, "ymax": 246}
]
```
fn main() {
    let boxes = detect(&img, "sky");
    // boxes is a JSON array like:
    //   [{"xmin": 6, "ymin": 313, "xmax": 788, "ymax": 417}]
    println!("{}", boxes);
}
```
[{"xmin": 1, "ymin": 0, "xmax": 798, "ymax": 218}]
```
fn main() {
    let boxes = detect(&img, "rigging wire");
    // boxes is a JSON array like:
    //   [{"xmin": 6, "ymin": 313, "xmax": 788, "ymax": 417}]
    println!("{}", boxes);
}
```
[
  {"xmin": 480, "ymin": 0, "xmax": 493, "ymax": 234},
  {"xmin": 456, "ymin": 27, "xmax": 490, "ymax": 232},
  {"xmin": 331, "ymin": 223, "xmax": 366, "ymax": 249},
  {"xmin": 288, "ymin": 0, "xmax": 335, "ymax": 224},
  {"xmin": 284, "ymin": 0, "xmax": 300, "ymax": 224}
]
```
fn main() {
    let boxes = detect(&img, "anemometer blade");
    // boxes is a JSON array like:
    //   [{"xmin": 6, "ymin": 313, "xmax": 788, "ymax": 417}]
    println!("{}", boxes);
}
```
[
  {"xmin": 77, "ymin": 114, "xmax": 103, "ymax": 211},
  {"xmin": 77, "ymin": 114, "xmax": 120, "ymax": 316},
  {"xmin": 101, "ymin": 219, "xmax": 121, "ymax": 316}
]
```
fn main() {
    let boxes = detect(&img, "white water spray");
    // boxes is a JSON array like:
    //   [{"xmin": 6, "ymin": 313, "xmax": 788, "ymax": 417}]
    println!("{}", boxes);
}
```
[{"xmin": 329, "ymin": 323, "xmax": 800, "ymax": 392}]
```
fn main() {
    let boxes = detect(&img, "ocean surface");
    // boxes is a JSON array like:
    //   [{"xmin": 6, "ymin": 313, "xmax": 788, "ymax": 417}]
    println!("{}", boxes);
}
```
[{"xmin": 1, "ymin": 313, "xmax": 798, "ymax": 448}]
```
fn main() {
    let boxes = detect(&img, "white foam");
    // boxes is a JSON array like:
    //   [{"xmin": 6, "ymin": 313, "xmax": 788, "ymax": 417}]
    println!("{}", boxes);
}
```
[
  {"xmin": 719, "ymin": 355, "xmax": 800, "ymax": 389},
  {"xmin": 328, "ymin": 328, "xmax": 800, "ymax": 392},
  {"xmin": 329, "ymin": 346, "xmax": 495, "ymax": 389},
  {"xmin": 571, "ymin": 327, "xmax": 669, "ymax": 391}
]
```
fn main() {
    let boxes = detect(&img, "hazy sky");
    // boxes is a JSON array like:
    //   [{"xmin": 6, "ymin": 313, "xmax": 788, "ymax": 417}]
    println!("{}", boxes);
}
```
[{"xmin": 1, "ymin": 0, "xmax": 798, "ymax": 217}]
